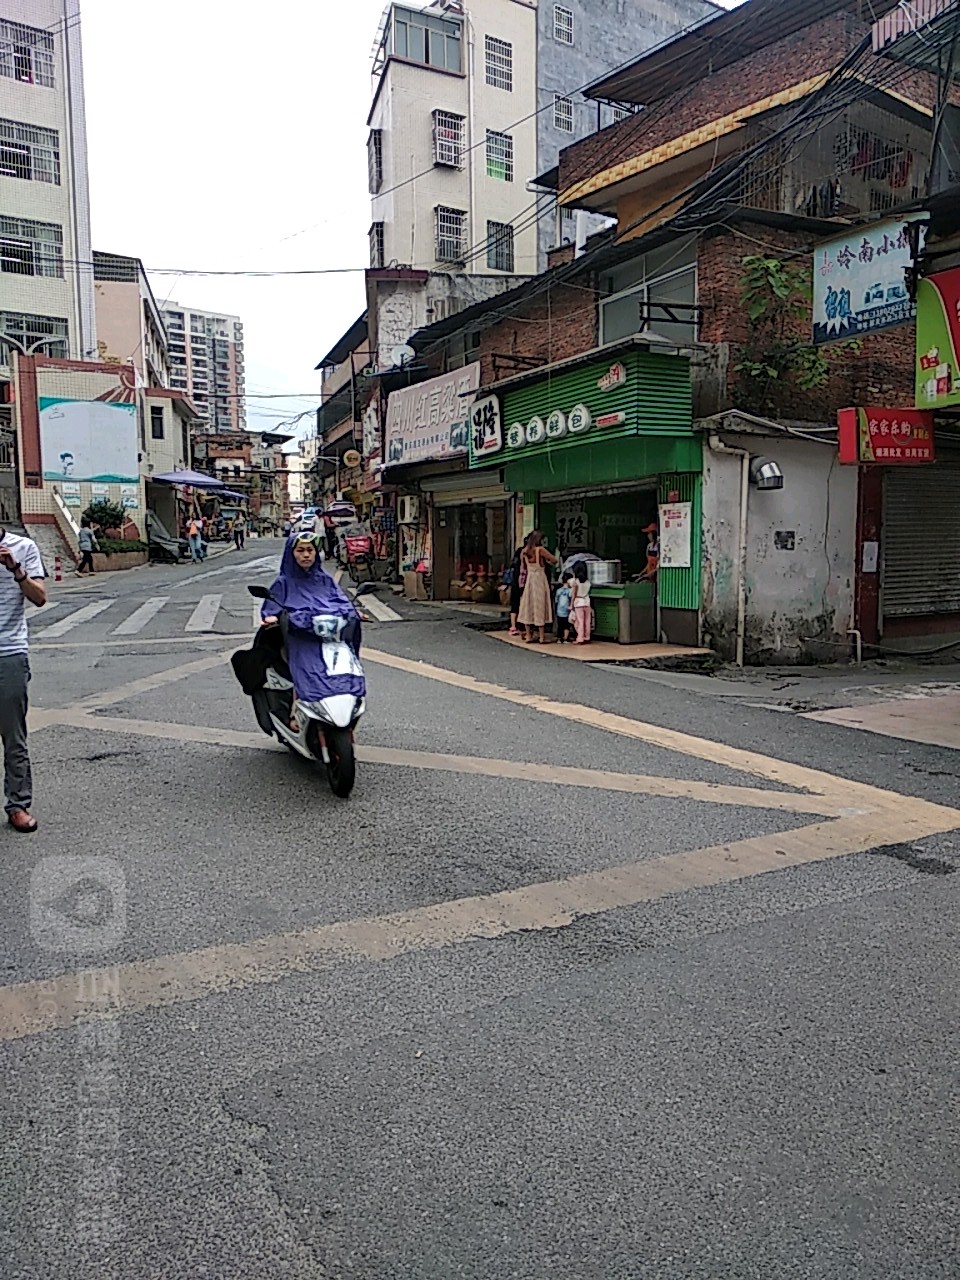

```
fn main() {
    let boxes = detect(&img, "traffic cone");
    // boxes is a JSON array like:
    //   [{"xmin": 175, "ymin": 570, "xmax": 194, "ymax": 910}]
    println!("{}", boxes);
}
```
[{"xmin": 54, "ymin": 556, "xmax": 62, "ymax": 583}]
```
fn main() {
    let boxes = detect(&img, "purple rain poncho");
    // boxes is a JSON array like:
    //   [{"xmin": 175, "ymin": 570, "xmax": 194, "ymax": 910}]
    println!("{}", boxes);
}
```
[{"xmin": 261, "ymin": 537, "xmax": 365, "ymax": 703}]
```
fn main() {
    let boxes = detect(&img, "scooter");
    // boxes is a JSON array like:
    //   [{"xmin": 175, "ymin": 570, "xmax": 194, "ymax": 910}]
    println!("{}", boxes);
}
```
[{"xmin": 242, "ymin": 585, "xmax": 366, "ymax": 798}]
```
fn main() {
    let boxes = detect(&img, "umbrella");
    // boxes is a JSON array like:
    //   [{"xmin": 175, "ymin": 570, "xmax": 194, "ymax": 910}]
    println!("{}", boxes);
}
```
[
  {"xmin": 150, "ymin": 468, "xmax": 224, "ymax": 490},
  {"xmin": 215, "ymin": 489, "xmax": 246, "ymax": 501}
]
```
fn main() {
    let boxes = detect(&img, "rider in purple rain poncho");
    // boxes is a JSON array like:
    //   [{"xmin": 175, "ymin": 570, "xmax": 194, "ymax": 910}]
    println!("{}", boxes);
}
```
[{"xmin": 260, "ymin": 532, "xmax": 365, "ymax": 713}]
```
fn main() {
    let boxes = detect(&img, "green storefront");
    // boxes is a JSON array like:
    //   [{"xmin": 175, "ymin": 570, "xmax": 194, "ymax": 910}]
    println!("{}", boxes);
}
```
[{"xmin": 469, "ymin": 340, "xmax": 703, "ymax": 645}]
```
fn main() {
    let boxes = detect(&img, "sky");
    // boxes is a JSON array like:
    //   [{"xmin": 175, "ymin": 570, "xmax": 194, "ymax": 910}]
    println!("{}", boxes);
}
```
[{"xmin": 79, "ymin": 0, "xmax": 744, "ymax": 440}]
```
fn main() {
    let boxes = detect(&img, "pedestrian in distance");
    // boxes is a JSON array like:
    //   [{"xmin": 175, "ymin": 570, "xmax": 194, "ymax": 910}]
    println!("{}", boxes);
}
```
[
  {"xmin": 571, "ymin": 561, "xmax": 593, "ymax": 644},
  {"xmin": 233, "ymin": 515, "xmax": 246, "ymax": 551},
  {"xmin": 75, "ymin": 516, "xmax": 98, "ymax": 576},
  {"xmin": 186, "ymin": 515, "xmax": 204, "ymax": 563},
  {"xmin": 0, "ymin": 526, "xmax": 47, "ymax": 832},
  {"xmin": 518, "ymin": 530, "xmax": 557, "ymax": 644},
  {"xmin": 554, "ymin": 571, "xmax": 574, "ymax": 643}
]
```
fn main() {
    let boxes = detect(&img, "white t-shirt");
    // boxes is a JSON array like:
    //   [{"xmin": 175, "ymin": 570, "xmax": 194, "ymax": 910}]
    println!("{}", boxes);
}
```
[{"xmin": 0, "ymin": 534, "xmax": 45, "ymax": 656}]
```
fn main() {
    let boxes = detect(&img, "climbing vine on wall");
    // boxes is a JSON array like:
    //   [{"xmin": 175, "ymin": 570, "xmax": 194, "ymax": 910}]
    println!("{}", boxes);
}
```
[{"xmin": 734, "ymin": 255, "xmax": 859, "ymax": 414}]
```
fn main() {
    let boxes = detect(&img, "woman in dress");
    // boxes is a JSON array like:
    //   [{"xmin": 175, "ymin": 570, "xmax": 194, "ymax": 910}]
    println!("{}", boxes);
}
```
[{"xmin": 517, "ymin": 530, "xmax": 557, "ymax": 644}]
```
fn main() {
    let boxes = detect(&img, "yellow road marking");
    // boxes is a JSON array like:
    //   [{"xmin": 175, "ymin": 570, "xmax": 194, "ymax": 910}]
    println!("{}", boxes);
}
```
[{"xmin": 1, "ymin": 811, "xmax": 929, "ymax": 1044}]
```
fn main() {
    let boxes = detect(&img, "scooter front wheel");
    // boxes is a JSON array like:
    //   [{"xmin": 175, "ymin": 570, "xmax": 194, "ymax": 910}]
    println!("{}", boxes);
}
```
[{"xmin": 324, "ymin": 727, "xmax": 356, "ymax": 798}]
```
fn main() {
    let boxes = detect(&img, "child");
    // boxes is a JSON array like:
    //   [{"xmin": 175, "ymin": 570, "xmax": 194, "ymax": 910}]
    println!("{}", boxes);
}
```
[
  {"xmin": 555, "ymin": 571, "xmax": 573, "ymax": 642},
  {"xmin": 571, "ymin": 561, "xmax": 592, "ymax": 644}
]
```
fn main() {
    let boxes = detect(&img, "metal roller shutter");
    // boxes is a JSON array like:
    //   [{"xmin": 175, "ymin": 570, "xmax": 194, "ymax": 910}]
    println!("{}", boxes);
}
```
[{"xmin": 883, "ymin": 464, "xmax": 960, "ymax": 619}]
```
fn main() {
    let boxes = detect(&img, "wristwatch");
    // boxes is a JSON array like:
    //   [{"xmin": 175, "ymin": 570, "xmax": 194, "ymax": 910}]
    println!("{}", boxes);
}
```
[{"xmin": 13, "ymin": 564, "xmax": 25, "ymax": 583}]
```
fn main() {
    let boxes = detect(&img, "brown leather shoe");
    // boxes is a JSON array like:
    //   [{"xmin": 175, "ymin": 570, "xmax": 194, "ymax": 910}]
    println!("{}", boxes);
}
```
[{"xmin": 8, "ymin": 809, "xmax": 37, "ymax": 833}]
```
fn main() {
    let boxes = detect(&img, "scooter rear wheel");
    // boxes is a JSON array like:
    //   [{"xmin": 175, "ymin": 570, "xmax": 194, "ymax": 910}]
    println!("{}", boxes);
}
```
[{"xmin": 324, "ymin": 727, "xmax": 356, "ymax": 798}]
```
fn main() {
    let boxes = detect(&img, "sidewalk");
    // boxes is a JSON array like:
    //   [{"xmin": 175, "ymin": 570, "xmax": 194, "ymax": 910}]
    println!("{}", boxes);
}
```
[{"xmin": 491, "ymin": 632, "xmax": 712, "ymax": 666}]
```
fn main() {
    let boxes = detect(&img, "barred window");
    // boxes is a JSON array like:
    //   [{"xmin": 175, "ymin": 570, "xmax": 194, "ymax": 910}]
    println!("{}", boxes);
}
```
[
  {"xmin": 612, "ymin": 105, "xmax": 631, "ymax": 123},
  {"xmin": 485, "ymin": 130, "xmax": 513, "ymax": 182},
  {"xmin": 0, "ymin": 117, "xmax": 59, "ymax": 183},
  {"xmin": 368, "ymin": 130, "xmax": 383, "ymax": 194},
  {"xmin": 435, "ymin": 206, "xmax": 466, "ymax": 263},
  {"xmin": 369, "ymin": 222, "xmax": 385, "ymax": 269},
  {"xmin": 0, "ymin": 19, "xmax": 55, "ymax": 89},
  {"xmin": 486, "ymin": 221, "xmax": 514, "ymax": 273},
  {"xmin": 553, "ymin": 6, "xmax": 574, "ymax": 44},
  {"xmin": 0, "ymin": 311, "xmax": 68, "ymax": 362},
  {"xmin": 0, "ymin": 215, "xmax": 62, "ymax": 278},
  {"xmin": 484, "ymin": 36, "xmax": 512, "ymax": 91},
  {"xmin": 433, "ymin": 110, "xmax": 465, "ymax": 168},
  {"xmin": 554, "ymin": 95, "xmax": 574, "ymax": 133}
]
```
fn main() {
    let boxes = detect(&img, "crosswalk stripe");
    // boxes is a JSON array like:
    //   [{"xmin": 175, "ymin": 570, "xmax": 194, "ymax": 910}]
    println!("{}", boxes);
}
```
[
  {"xmin": 36, "ymin": 600, "xmax": 112, "ymax": 638},
  {"xmin": 111, "ymin": 596, "xmax": 168, "ymax": 636},
  {"xmin": 185, "ymin": 594, "xmax": 222, "ymax": 632},
  {"xmin": 361, "ymin": 593, "xmax": 402, "ymax": 623}
]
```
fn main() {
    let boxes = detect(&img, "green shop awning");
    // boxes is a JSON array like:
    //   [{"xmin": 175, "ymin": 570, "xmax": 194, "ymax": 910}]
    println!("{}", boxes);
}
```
[{"xmin": 504, "ymin": 434, "xmax": 702, "ymax": 494}]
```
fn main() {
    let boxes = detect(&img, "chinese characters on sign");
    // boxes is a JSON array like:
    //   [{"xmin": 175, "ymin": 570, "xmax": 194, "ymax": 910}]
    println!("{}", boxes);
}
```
[
  {"xmin": 658, "ymin": 502, "xmax": 692, "ymax": 568},
  {"xmin": 555, "ymin": 502, "xmax": 586, "ymax": 549},
  {"xmin": 471, "ymin": 395, "xmax": 502, "ymax": 458},
  {"xmin": 837, "ymin": 407, "xmax": 935, "ymax": 465},
  {"xmin": 384, "ymin": 363, "xmax": 480, "ymax": 466},
  {"xmin": 812, "ymin": 217, "xmax": 924, "ymax": 345},
  {"xmin": 915, "ymin": 265, "xmax": 960, "ymax": 409}
]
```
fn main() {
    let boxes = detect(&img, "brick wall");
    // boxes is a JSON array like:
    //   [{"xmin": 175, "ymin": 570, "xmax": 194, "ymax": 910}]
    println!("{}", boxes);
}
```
[
  {"xmin": 697, "ymin": 223, "xmax": 916, "ymax": 422},
  {"xmin": 475, "ymin": 281, "xmax": 599, "ymax": 386}
]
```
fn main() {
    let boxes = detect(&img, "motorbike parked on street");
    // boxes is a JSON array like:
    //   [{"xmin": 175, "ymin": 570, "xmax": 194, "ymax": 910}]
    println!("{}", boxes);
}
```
[{"xmin": 231, "ymin": 584, "xmax": 366, "ymax": 798}]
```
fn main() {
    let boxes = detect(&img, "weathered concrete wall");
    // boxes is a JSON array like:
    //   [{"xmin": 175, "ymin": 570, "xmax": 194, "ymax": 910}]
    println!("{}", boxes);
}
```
[{"xmin": 701, "ymin": 434, "xmax": 857, "ymax": 664}]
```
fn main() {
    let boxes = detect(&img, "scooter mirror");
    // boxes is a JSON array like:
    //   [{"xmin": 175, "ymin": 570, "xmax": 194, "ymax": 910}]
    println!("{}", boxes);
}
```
[{"xmin": 247, "ymin": 585, "xmax": 270, "ymax": 599}]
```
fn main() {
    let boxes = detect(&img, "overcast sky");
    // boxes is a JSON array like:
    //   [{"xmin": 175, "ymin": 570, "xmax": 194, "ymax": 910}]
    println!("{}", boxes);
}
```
[{"xmin": 80, "ymin": 0, "xmax": 744, "ymax": 438}]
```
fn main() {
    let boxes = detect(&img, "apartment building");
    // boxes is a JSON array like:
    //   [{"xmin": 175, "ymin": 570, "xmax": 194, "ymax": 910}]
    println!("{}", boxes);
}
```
[
  {"xmin": 162, "ymin": 302, "xmax": 246, "ymax": 432},
  {"xmin": 0, "ymin": 0, "xmax": 95, "ymax": 371},
  {"xmin": 93, "ymin": 251, "xmax": 170, "ymax": 388},
  {"xmin": 366, "ymin": 0, "xmax": 716, "ymax": 278}
]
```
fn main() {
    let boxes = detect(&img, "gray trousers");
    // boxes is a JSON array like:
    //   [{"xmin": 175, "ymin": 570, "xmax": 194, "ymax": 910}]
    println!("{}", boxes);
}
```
[{"xmin": 0, "ymin": 653, "xmax": 32, "ymax": 812}]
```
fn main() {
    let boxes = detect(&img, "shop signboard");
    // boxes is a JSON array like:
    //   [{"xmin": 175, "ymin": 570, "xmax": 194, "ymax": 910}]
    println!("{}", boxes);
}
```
[
  {"xmin": 555, "ymin": 501, "xmax": 586, "ymax": 547},
  {"xmin": 470, "ymin": 348, "xmax": 692, "ymax": 468},
  {"xmin": 120, "ymin": 485, "xmax": 139, "ymax": 509},
  {"xmin": 470, "ymin": 395, "xmax": 503, "ymax": 459},
  {"xmin": 384, "ymin": 363, "xmax": 480, "ymax": 467},
  {"xmin": 812, "ymin": 217, "xmax": 924, "ymax": 345},
  {"xmin": 837, "ymin": 407, "xmax": 935, "ymax": 464},
  {"xmin": 915, "ymin": 265, "xmax": 960, "ymax": 409},
  {"xmin": 658, "ymin": 501, "xmax": 692, "ymax": 569}
]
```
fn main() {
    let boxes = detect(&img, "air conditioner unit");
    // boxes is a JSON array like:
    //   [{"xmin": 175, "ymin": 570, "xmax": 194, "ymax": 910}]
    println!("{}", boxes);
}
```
[{"xmin": 398, "ymin": 495, "xmax": 422, "ymax": 525}]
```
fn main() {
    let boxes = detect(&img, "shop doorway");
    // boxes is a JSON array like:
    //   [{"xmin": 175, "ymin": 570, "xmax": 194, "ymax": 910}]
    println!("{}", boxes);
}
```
[
  {"xmin": 432, "ymin": 500, "xmax": 512, "ymax": 600},
  {"xmin": 540, "ymin": 484, "xmax": 659, "ymax": 576}
]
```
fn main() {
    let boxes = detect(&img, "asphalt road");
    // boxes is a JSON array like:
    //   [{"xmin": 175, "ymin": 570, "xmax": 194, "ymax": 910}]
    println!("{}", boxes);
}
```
[{"xmin": 2, "ymin": 539, "xmax": 959, "ymax": 1279}]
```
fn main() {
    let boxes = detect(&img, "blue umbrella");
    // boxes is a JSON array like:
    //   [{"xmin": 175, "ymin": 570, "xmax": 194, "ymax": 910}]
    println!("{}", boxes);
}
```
[{"xmin": 151, "ymin": 468, "xmax": 223, "ymax": 490}]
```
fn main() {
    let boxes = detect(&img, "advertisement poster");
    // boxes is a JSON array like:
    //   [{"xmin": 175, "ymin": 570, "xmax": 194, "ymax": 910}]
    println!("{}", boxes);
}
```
[
  {"xmin": 91, "ymin": 484, "xmax": 109, "ymax": 499},
  {"xmin": 62, "ymin": 482, "xmax": 82, "ymax": 507},
  {"xmin": 837, "ymin": 407, "xmax": 934, "ymax": 464},
  {"xmin": 469, "ymin": 395, "xmax": 503, "ymax": 462},
  {"xmin": 915, "ymin": 265, "xmax": 960, "ymax": 409},
  {"xmin": 39, "ymin": 397, "xmax": 138, "ymax": 484},
  {"xmin": 384, "ymin": 363, "xmax": 480, "ymax": 467},
  {"xmin": 658, "ymin": 501, "xmax": 692, "ymax": 569},
  {"xmin": 812, "ymin": 218, "xmax": 923, "ymax": 345},
  {"xmin": 121, "ymin": 485, "xmax": 139, "ymax": 509}
]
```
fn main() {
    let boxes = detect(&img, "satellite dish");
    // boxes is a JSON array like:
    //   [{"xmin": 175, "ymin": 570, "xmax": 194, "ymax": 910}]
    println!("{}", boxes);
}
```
[
  {"xmin": 391, "ymin": 343, "xmax": 415, "ymax": 368},
  {"xmin": 342, "ymin": 449, "xmax": 362, "ymax": 469}
]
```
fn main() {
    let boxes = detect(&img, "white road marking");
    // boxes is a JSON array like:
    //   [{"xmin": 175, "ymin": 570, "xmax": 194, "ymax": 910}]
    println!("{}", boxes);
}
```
[
  {"xmin": 111, "ymin": 596, "xmax": 168, "ymax": 636},
  {"xmin": 360, "ymin": 593, "xmax": 402, "ymax": 623},
  {"xmin": 176, "ymin": 554, "xmax": 276, "ymax": 587},
  {"xmin": 185, "ymin": 594, "xmax": 223, "ymax": 632},
  {"xmin": 35, "ymin": 600, "xmax": 112, "ymax": 638}
]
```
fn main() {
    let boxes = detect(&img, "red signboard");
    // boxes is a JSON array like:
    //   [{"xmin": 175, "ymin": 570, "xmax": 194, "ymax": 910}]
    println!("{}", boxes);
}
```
[{"xmin": 837, "ymin": 407, "xmax": 935, "ymax": 465}]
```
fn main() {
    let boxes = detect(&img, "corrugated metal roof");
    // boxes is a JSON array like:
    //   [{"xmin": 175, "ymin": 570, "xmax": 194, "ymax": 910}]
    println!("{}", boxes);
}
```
[{"xmin": 587, "ymin": 0, "xmax": 902, "ymax": 105}]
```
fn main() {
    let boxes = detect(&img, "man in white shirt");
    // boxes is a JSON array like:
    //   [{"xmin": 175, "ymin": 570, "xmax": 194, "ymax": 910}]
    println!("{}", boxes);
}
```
[{"xmin": 0, "ymin": 529, "xmax": 47, "ymax": 832}]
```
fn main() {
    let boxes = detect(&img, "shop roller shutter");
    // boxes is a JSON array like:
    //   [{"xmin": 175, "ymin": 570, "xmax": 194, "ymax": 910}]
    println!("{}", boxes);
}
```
[{"xmin": 883, "ymin": 464, "xmax": 960, "ymax": 619}]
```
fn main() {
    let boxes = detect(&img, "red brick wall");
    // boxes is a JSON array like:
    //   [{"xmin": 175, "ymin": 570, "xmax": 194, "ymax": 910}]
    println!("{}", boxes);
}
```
[
  {"xmin": 475, "ymin": 282, "xmax": 599, "ymax": 386},
  {"xmin": 698, "ymin": 224, "xmax": 916, "ymax": 421}
]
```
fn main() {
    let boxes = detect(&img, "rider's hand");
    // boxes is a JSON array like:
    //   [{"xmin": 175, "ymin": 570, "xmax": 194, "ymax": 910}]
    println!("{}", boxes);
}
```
[{"xmin": 261, "ymin": 616, "xmax": 278, "ymax": 626}]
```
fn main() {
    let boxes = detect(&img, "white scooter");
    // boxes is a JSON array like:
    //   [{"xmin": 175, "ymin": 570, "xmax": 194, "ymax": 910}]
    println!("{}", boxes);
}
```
[{"xmin": 244, "ymin": 585, "xmax": 366, "ymax": 798}]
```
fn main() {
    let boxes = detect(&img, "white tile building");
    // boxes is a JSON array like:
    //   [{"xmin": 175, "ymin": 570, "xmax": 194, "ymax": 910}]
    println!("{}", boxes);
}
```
[{"xmin": 0, "ymin": 0, "xmax": 95, "ymax": 369}]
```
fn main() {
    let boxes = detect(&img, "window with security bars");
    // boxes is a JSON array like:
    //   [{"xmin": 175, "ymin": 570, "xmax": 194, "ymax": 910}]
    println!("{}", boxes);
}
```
[
  {"xmin": 369, "ymin": 222, "xmax": 385, "ymax": 269},
  {"xmin": 367, "ymin": 130, "xmax": 383, "ymax": 194},
  {"xmin": 0, "ymin": 117, "xmax": 59, "ymax": 183},
  {"xmin": 0, "ymin": 311, "xmax": 68, "ymax": 362},
  {"xmin": 0, "ymin": 215, "xmax": 62, "ymax": 277},
  {"xmin": 484, "ymin": 36, "xmax": 512, "ymax": 91},
  {"xmin": 433, "ymin": 110, "xmax": 464, "ymax": 168},
  {"xmin": 435, "ymin": 206, "xmax": 466, "ymax": 263},
  {"xmin": 553, "ymin": 6, "xmax": 574, "ymax": 44},
  {"xmin": 486, "ymin": 221, "xmax": 514, "ymax": 273},
  {"xmin": 554, "ymin": 95, "xmax": 574, "ymax": 133},
  {"xmin": 0, "ymin": 19, "xmax": 55, "ymax": 88},
  {"xmin": 485, "ymin": 130, "xmax": 513, "ymax": 182},
  {"xmin": 612, "ymin": 104, "xmax": 631, "ymax": 123}
]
